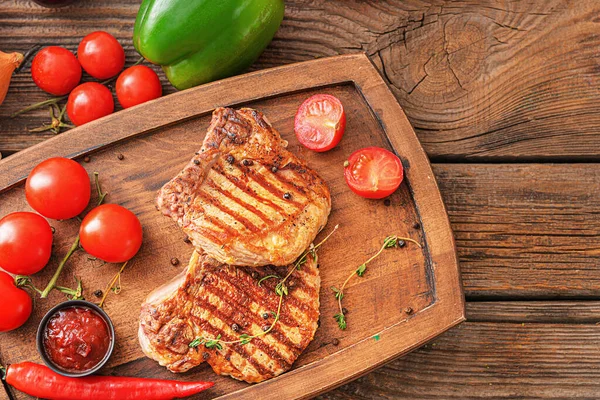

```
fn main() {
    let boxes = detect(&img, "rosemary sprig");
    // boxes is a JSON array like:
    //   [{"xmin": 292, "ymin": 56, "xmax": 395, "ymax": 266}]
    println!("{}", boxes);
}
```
[
  {"xmin": 332, "ymin": 234, "xmax": 421, "ymax": 330},
  {"xmin": 188, "ymin": 224, "xmax": 339, "ymax": 349}
]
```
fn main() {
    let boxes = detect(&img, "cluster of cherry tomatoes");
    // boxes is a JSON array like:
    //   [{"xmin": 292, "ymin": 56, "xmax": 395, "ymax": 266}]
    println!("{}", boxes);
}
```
[
  {"xmin": 294, "ymin": 94, "xmax": 404, "ymax": 199},
  {"xmin": 31, "ymin": 31, "xmax": 162, "ymax": 126},
  {"xmin": 0, "ymin": 158, "xmax": 143, "ymax": 332}
]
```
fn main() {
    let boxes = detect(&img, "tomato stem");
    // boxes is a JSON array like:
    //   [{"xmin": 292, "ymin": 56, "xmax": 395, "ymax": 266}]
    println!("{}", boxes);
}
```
[
  {"xmin": 40, "ymin": 173, "xmax": 107, "ymax": 299},
  {"xmin": 14, "ymin": 275, "xmax": 43, "ymax": 296},
  {"xmin": 40, "ymin": 236, "xmax": 80, "ymax": 299},
  {"xmin": 11, "ymin": 96, "xmax": 67, "ymax": 118}
]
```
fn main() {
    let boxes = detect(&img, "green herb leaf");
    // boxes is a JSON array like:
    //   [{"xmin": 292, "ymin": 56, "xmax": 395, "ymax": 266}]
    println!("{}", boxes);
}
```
[
  {"xmin": 383, "ymin": 236, "xmax": 398, "ymax": 248},
  {"xmin": 269, "ymin": 311, "xmax": 277, "ymax": 318},
  {"xmin": 334, "ymin": 313, "xmax": 347, "ymax": 330},
  {"xmin": 239, "ymin": 334, "xmax": 252, "ymax": 345},
  {"xmin": 275, "ymin": 282, "xmax": 288, "ymax": 296},
  {"xmin": 257, "ymin": 275, "xmax": 279, "ymax": 287},
  {"xmin": 331, "ymin": 286, "xmax": 344, "ymax": 300},
  {"xmin": 356, "ymin": 264, "xmax": 367, "ymax": 277},
  {"xmin": 205, "ymin": 334, "xmax": 223, "ymax": 350},
  {"xmin": 189, "ymin": 338, "xmax": 203, "ymax": 348}
]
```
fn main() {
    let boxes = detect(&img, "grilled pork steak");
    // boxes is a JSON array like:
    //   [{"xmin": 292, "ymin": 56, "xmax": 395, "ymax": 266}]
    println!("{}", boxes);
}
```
[
  {"xmin": 139, "ymin": 250, "xmax": 320, "ymax": 383},
  {"xmin": 157, "ymin": 107, "xmax": 331, "ymax": 267}
]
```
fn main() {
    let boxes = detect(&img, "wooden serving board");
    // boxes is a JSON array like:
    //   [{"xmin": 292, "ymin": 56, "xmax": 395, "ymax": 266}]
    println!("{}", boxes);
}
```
[{"xmin": 0, "ymin": 53, "xmax": 464, "ymax": 400}]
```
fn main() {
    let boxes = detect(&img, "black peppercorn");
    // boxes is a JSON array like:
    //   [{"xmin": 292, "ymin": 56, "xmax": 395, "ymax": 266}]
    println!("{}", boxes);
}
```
[
  {"xmin": 331, "ymin": 338, "xmax": 340, "ymax": 346},
  {"xmin": 193, "ymin": 159, "xmax": 200, "ymax": 165},
  {"xmin": 242, "ymin": 159, "xmax": 253, "ymax": 166},
  {"xmin": 184, "ymin": 236, "xmax": 191, "ymax": 243},
  {"xmin": 405, "ymin": 306, "xmax": 414, "ymax": 315},
  {"xmin": 262, "ymin": 325, "xmax": 270, "ymax": 332},
  {"xmin": 226, "ymin": 155, "xmax": 235, "ymax": 164},
  {"xmin": 283, "ymin": 192, "xmax": 291, "ymax": 200},
  {"xmin": 384, "ymin": 199, "xmax": 391, "ymax": 207},
  {"xmin": 262, "ymin": 312, "xmax": 270, "ymax": 319},
  {"xmin": 117, "ymin": 153, "xmax": 124, "ymax": 160},
  {"xmin": 170, "ymin": 257, "xmax": 179, "ymax": 266},
  {"xmin": 231, "ymin": 323, "xmax": 240, "ymax": 332},
  {"xmin": 398, "ymin": 240, "xmax": 406, "ymax": 248},
  {"xmin": 202, "ymin": 352, "xmax": 210, "ymax": 360},
  {"xmin": 94, "ymin": 290, "xmax": 103, "ymax": 298},
  {"xmin": 413, "ymin": 222, "xmax": 421, "ymax": 229},
  {"xmin": 271, "ymin": 166, "xmax": 278, "ymax": 173}
]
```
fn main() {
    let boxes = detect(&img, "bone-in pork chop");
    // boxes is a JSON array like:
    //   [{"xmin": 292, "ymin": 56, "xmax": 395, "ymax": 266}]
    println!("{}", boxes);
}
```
[
  {"xmin": 139, "ymin": 250, "xmax": 320, "ymax": 383},
  {"xmin": 156, "ymin": 107, "xmax": 331, "ymax": 267}
]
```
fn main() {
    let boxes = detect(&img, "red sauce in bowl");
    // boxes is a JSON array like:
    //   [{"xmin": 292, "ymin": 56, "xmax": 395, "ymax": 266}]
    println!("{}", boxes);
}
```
[{"xmin": 43, "ymin": 306, "xmax": 111, "ymax": 372}]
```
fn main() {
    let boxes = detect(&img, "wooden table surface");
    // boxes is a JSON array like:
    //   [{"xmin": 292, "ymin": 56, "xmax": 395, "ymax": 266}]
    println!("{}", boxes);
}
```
[{"xmin": 1, "ymin": 1, "xmax": 599, "ymax": 399}]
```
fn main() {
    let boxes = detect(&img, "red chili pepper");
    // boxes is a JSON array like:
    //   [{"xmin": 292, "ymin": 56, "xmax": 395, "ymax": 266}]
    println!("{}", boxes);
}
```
[{"xmin": 4, "ymin": 362, "xmax": 214, "ymax": 400}]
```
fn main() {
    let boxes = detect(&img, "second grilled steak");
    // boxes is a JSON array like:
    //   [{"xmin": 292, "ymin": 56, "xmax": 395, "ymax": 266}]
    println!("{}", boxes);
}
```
[
  {"xmin": 139, "ymin": 250, "xmax": 321, "ymax": 383},
  {"xmin": 157, "ymin": 107, "xmax": 331, "ymax": 267}
]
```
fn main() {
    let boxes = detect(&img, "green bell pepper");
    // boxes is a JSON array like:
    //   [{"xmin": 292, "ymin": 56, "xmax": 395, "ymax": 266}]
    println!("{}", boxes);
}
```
[{"xmin": 133, "ymin": 0, "xmax": 284, "ymax": 90}]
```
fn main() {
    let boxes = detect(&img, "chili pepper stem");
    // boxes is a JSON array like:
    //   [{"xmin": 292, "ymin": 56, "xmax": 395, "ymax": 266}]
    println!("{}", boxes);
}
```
[{"xmin": 40, "ymin": 236, "xmax": 80, "ymax": 298}]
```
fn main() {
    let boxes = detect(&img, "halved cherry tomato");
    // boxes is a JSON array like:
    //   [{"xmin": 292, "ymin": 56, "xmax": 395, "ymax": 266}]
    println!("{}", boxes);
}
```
[
  {"xmin": 26, "ymin": 157, "xmax": 91, "ymax": 220},
  {"xmin": 294, "ymin": 94, "xmax": 346, "ymax": 152},
  {"xmin": 80, "ymin": 204, "xmax": 143, "ymax": 263},
  {"xmin": 0, "ymin": 212, "xmax": 53, "ymax": 275},
  {"xmin": 77, "ymin": 31, "xmax": 125, "ymax": 79},
  {"xmin": 31, "ymin": 46, "xmax": 81, "ymax": 96},
  {"xmin": 116, "ymin": 65, "xmax": 162, "ymax": 109},
  {"xmin": 0, "ymin": 271, "xmax": 32, "ymax": 332},
  {"xmin": 67, "ymin": 82, "xmax": 114, "ymax": 126},
  {"xmin": 344, "ymin": 147, "xmax": 404, "ymax": 199}
]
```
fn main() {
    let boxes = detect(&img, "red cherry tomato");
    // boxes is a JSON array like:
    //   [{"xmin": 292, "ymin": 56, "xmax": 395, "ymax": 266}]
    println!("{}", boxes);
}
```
[
  {"xmin": 0, "ymin": 271, "xmax": 33, "ymax": 332},
  {"xmin": 80, "ymin": 204, "xmax": 143, "ymax": 263},
  {"xmin": 26, "ymin": 157, "xmax": 91, "ymax": 220},
  {"xmin": 0, "ymin": 212, "xmax": 53, "ymax": 275},
  {"xmin": 67, "ymin": 82, "xmax": 114, "ymax": 126},
  {"xmin": 77, "ymin": 31, "xmax": 125, "ymax": 79},
  {"xmin": 294, "ymin": 94, "xmax": 346, "ymax": 152},
  {"xmin": 116, "ymin": 65, "xmax": 162, "ymax": 109},
  {"xmin": 31, "ymin": 46, "xmax": 81, "ymax": 96},
  {"xmin": 344, "ymin": 147, "xmax": 404, "ymax": 199}
]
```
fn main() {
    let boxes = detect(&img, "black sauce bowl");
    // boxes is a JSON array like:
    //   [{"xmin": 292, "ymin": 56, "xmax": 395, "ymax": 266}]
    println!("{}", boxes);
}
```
[{"xmin": 36, "ymin": 300, "xmax": 115, "ymax": 377}]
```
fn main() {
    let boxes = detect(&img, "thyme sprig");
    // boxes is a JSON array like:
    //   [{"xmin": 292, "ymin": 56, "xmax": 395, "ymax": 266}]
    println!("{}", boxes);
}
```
[
  {"xmin": 332, "ymin": 235, "xmax": 421, "ymax": 330},
  {"xmin": 99, "ymin": 261, "xmax": 128, "ymax": 308},
  {"xmin": 189, "ymin": 224, "xmax": 339, "ymax": 350}
]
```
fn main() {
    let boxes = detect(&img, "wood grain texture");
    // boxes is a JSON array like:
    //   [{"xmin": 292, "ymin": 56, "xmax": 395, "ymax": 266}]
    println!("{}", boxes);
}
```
[
  {"xmin": 2, "ymin": 0, "xmax": 600, "ymax": 160},
  {"xmin": 319, "ymin": 319, "xmax": 600, "ymax": 399},
  {"xmin": 0, "ymin": 55, "xmax": 463, "ymax": 400},
  {"xmin": 434, "ymin": 163, "xmax": 600, "ymax": 298},
  {"xmin": 8, "ymin": 302, "xmax": 597, "ymax": 400}
]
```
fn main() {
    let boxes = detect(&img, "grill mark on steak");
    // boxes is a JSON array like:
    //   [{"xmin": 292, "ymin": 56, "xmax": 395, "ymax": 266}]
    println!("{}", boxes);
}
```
[
  {"xmin": 194, "ymin": 188, "xmax": 262, "ymax": 234},
  {"xmin": 210, "ymin": 267, "xmax": 314, "ymax": 351},
  {"xmin": 193, "ymin": 313, "xmax": 275, "ymax": 377},
  {"xmin": 194, "ymin": 271, "xmax": 301, "ymax": 354},
  {"xmin": 139, "ymin": 251, "xmax": 320, "ymax": 382},
  {"xmin": 204, "ymin": 178, "xmax": 273, "ymax": 225},
  {"xmin": 192, "ymin": 296, "xmax": 291, "ymax": 373},
  {"xmin": 211, "ymin": 163, "xmax": 287, "ymax": 215}
]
